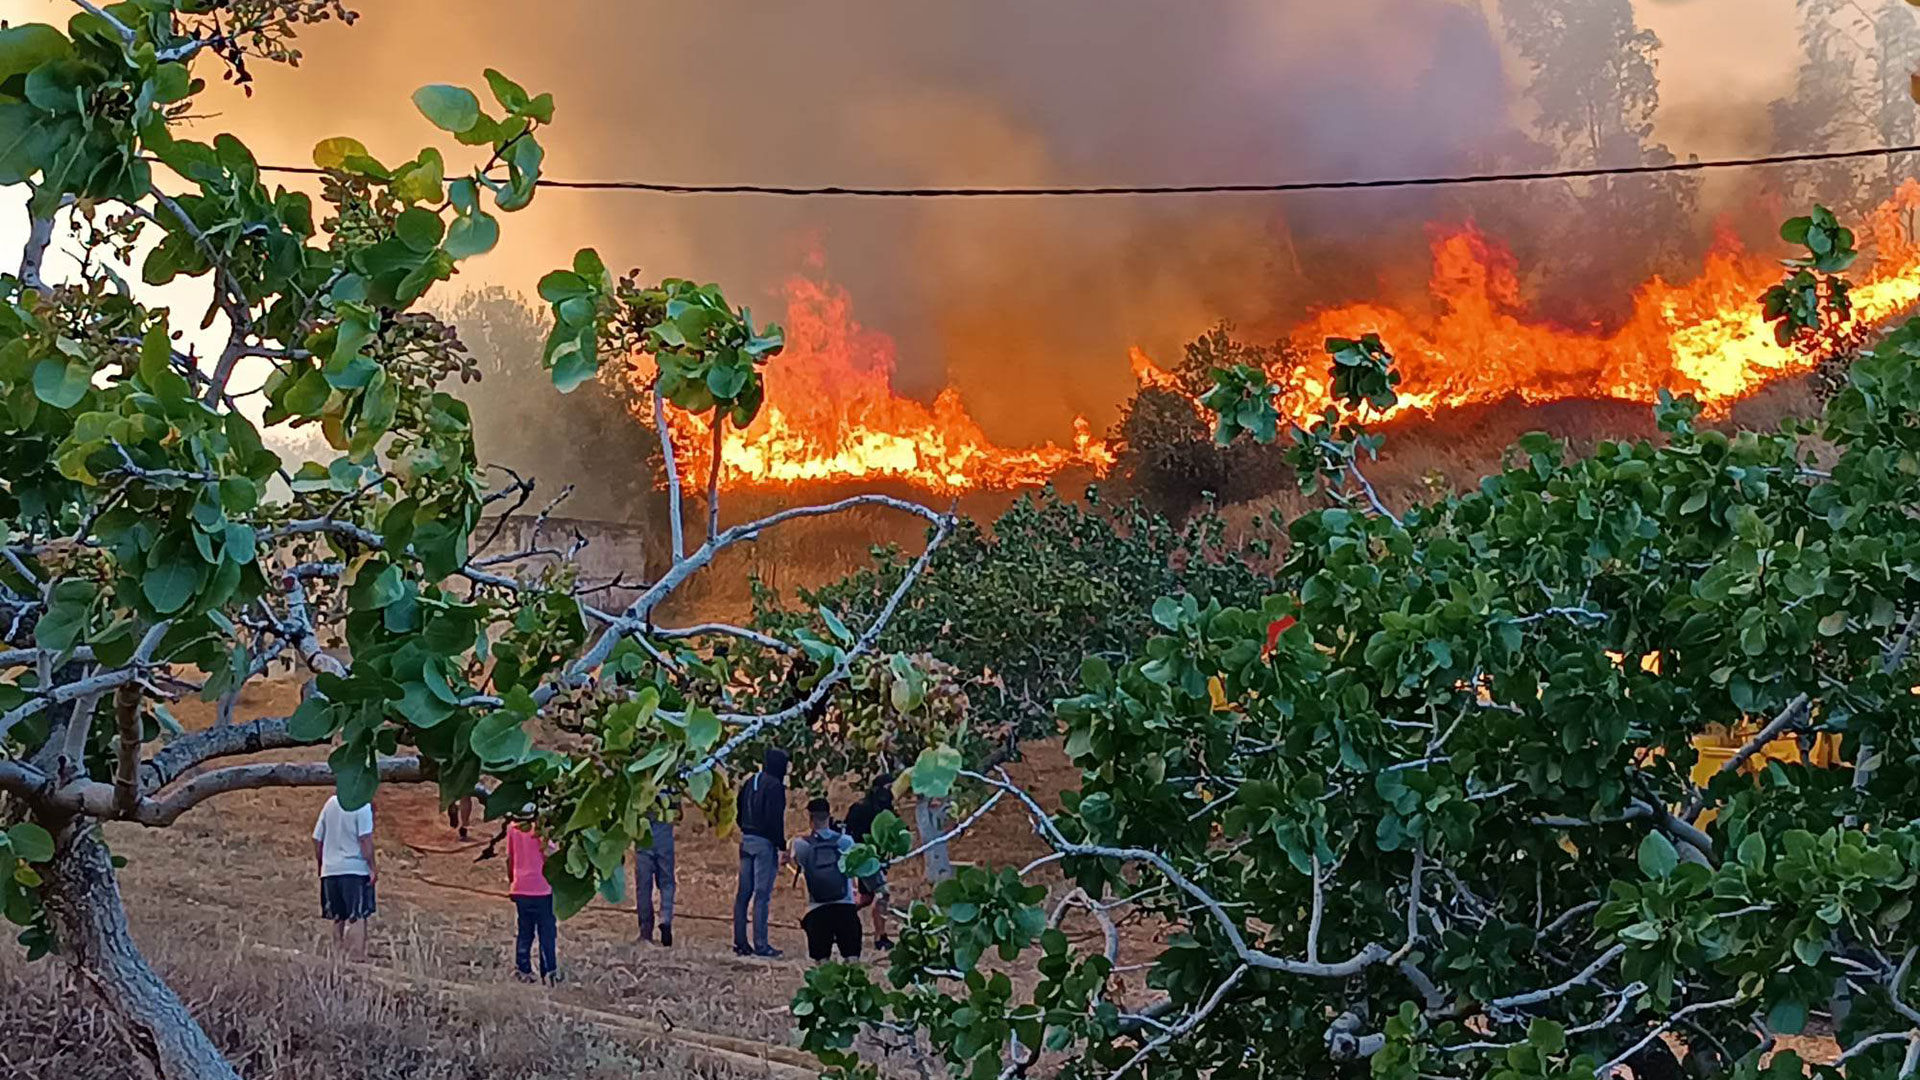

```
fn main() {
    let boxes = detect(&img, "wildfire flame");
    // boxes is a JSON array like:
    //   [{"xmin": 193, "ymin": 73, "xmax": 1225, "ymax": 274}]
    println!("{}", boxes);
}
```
[
  {"xmin": 635, "ymin": 273, "xmax": 1114, "ymax": 492},
  {"xmin": 636, "ymin": 184, "xmax": 1920, "ymax": 493},
  {"xmin": 1139, "ymin": 182, "xmax": 1920, "ymax": 428}
]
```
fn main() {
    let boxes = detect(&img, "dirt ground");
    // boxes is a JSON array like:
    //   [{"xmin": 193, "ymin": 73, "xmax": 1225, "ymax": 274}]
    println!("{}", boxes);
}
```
[
  {"xmin": 0, "ymin": 676, "xmax": 1135, "ymax": 1076},
  {"xmin": 0, "ymin": 670, "xmax": 1840, "ymax": 1076}
]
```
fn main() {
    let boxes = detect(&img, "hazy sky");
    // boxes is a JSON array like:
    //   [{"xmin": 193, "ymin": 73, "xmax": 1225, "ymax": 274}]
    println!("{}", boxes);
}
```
[{"xmin": 0, "ymin": 0, "xmax": 1851, "ymax": 440}]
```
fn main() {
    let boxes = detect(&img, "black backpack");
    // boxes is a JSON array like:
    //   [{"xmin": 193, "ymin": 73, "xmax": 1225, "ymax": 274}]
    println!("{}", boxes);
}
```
[{"xmin": 800, "ymin": 830, "xmax": 849, "ymax": 904}]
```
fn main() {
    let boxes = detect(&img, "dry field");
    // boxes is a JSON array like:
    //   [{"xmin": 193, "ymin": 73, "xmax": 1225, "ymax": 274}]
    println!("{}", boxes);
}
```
[{"xmin": 0, "ymin": 680, "xmax": 1113, "ymax": 1079}]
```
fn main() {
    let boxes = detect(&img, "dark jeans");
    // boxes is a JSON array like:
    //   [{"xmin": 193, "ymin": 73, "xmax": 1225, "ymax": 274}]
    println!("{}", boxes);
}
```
[
  {"xmin": 801, "ymin": 903, "xmax": 862, "ymax": 962},
  {"xmin": 733, "ymin": 834, "xmax": 778, "ymax": 951},
  {"xmin": 513, "ymin": 894, "xmax": 556, "ymax": 976},
  {"xmin": 635, "ymin": 823, "xmax": 676, "ymax": 938}
]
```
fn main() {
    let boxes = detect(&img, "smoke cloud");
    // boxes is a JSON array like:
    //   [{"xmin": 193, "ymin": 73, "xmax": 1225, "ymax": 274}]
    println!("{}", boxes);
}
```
[{"xmin": 1, "ymin": 0, "xmax": 1830, "ymax": 446}]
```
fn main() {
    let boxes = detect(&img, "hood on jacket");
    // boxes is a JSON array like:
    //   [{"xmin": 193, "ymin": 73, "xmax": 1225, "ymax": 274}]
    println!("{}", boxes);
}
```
[{"xmin": 762, "ymin": 747, "xmax": 790, "ymax": 781}]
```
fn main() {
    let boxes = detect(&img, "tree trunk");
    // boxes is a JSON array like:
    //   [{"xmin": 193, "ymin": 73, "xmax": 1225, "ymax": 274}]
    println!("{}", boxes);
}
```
[
  {"xmin": 40, "ymin": 817, "xmax": 239, "ymax": 1080},
  {"xmin": 915, "ymin": 797, "xmax": 953, "ymax": 883}
]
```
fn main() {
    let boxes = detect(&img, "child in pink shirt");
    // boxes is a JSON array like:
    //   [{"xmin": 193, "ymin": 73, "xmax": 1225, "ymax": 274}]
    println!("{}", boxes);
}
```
[{"xmin": 506, "ymin": 824, "xmax": 559, "ymax": 984}]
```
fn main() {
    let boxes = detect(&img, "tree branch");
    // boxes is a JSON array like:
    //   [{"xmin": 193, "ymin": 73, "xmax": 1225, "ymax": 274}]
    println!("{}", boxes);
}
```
[
  {"xmin": 1596, "ymin": 997, "xmax": 1740, "ymax": 1078},
  {"xmin": 687, "ymin": 508, "xmax": 953, "ymax": 774},
  {"xmin": 651, "ymin": 622, "xmax": 796, "ymax": 655},
  {"xmin": 1719, "ymin": 693, "xmax": 1810, "ymax": 777},
  {"xmin": 964, "ymin": 768, "xmax": 1392, "ymax": 979},
  {"xmin": 1101, "ymin": 965, "xmax": 1248, "ymax": 1080},
  {"xmin": 71, "ymin": 0, "xmax": 137, "ymax": 44},
  {"xmin": 707, "ymin": 414, "xmax": 724, "ymax": 541},
  {"xmin": 654, "ymin": 381, "xmax": 685, "ymax": 561},
  {"xmin": 111, "ymin": 680, "xmax": 142, "ymax": 816},
  {"xmin": 133, "ymin": 757, "xmax": 426, "ymax": 826}
]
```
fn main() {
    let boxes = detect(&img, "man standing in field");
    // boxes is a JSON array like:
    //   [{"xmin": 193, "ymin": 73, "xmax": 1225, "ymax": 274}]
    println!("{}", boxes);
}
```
[
  {"xmin": 792, "ymin": 797, "xmax": 861, "ymax": 964},
  {"xmin": 312, "ymin": 793, "xmax": 376, "ymax": 959},
  {"xmin": 733, "ymin": 746, "xmax": 790, "ymax": 958},
  {"xmin": 843, "ymin": 774, "xmax": 895, "ymax": 951},
  {"xmin": 635, "ymin": 805, "xmax": 676, "ymax": 947}
]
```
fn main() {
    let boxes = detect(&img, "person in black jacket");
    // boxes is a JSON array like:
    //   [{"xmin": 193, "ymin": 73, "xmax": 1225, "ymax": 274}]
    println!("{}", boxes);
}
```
[
  {"xmin": 843, "ymin": 774, "xmax": 896, "ymax": 950},
  {"xmin": 732, "ymin": 747, "xmax": 790, "ymax": 957}
]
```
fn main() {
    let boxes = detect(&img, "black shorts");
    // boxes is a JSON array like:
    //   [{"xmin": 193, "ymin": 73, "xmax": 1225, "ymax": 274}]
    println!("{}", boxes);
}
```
[
  {"xmin": 320, "ymin": 874, "xmax": 376, "ymax": 923},
  {"xmin": 801, "ymin": 904, "xmax": 861, "ymax": 962},
  {"xmin": 856, "ymin": 874, "xmax": 887, "ymax": 905}
]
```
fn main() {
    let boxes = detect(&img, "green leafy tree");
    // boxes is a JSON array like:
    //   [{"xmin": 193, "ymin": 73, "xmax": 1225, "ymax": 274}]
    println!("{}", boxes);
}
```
[
  {"xmin": 1108, "ymin": 324, "xmax": 1303, "ymax": 517},
  {"xmin": 1770, "ymin": 0, "xmax": 1920, "ymax": 216},
  {"xmin": 1496, "ymin": 0, "xmax": 1701, "ymax": 321},
  {"xmin": 451, "ymin": 286, "xmax": 665, "ymax": 528},
  {"xmin": 794, "ymin": 214, "xmax": 1920, "ymax": 1080},
  {"xmin": 0, "ymin": 6, "xmax": 947, "ymax": 1076}
]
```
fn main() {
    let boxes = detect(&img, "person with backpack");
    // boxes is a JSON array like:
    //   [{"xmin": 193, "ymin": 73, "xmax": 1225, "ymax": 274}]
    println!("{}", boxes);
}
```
[
  {"xmin": 791, "ymin": 797, "xmax": 861, "ymax": 964},
  {"xmin": 733, "ymin": 747, "xmax": 790, "ymax": 958},
  {"xmin": 842, "ymin": 774, "xmax": 895, "ymax": 951}
]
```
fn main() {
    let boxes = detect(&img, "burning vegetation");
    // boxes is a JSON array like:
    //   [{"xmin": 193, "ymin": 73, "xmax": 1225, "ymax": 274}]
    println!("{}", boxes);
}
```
[{"xmin": 618, "ymin": 184, "xmax": 1920, "ymax": 496}]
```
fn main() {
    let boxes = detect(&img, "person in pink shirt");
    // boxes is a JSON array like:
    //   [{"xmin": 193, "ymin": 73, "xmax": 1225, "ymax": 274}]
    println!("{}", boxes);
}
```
[{"xmin": 506, "ymin": 823, "xmax": 559, "ymax": 984}]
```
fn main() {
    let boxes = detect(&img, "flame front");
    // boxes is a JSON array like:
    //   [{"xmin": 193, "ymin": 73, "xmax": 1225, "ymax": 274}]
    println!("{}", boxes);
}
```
[
  {"xmin": 633, "ymin": 185, "xmax": 1920, "ymax": 493},
  {"xmin": 632, "ymin": 274, "xmax": 1115, "ymax": 493},
  {"xmin": 1259, "ymin": 183, "xmax": 1920, "ymax": 425}
]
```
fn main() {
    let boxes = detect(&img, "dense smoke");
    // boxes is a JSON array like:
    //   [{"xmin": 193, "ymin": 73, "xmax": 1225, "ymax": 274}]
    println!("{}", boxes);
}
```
[{"xmin": 12, "ymin": 0, "xmax": 1901, "ymax": 466}]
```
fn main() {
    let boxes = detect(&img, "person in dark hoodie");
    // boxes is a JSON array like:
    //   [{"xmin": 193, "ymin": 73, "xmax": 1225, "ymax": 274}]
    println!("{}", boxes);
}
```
[
  {"xmin": 733, "ymin": 746, "xmax": 789, "ymax": 957},
  {"xmin": 843, "ymin": 774, "xmax": 896, "ymax": 950}
]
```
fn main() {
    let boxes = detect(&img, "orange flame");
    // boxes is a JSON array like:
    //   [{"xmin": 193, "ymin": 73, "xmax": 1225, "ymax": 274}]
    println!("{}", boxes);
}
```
[
  {"xmin": 1261, "ymin": 182, "xmax": 1920, "ymax": 425},
  {"xmin": 636, "ymin": 274, "xmax": 1115, "ymax": 492},
  {"xmin": 635, "ymin": 185, "xmax": 1920, "ymax": 493}
]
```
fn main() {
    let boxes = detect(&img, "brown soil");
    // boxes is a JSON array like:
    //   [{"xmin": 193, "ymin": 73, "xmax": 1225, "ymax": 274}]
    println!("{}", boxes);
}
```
[{"xmin": 0, "ymin": 677, "xmax": 1135, "ymax": 1077}]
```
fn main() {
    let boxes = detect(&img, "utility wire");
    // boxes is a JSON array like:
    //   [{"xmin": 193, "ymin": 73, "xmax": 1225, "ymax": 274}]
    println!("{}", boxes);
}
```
[{"xmin": 239, "ymin": 141, "xmax": 1920, "ymax": 198}]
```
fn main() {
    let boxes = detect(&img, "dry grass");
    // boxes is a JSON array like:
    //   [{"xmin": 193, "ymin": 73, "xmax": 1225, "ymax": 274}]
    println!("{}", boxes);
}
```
[
  {"xmin": 0, "ymin": 935, "xmax": 767, "ymax": 1080},
  {"xmin": 0, "ymin": 681, "xmax": 1095, "ymax": 1079}
]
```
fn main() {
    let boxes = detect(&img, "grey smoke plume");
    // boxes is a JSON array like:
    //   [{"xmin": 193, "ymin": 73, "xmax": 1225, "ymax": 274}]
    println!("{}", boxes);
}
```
[{"xmin": 149, "ymin": 0, "xmax": 1524, "ymax": 440}]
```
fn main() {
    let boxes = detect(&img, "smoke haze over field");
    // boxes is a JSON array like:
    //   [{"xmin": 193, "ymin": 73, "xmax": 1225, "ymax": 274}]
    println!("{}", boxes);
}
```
[{"xmin": 0, "ymin": 0, "xmax": 1876, "ymax": 447}]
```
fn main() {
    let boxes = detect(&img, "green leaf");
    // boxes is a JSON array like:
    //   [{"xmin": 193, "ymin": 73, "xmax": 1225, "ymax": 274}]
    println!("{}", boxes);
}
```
[
  {"xmin": 483, "ymin": 68, "xmax": 531, "ymax": 113},
  {"xmin": 538, "ymin": 269, "xmax": 591, "ymax": 304},
  {"xmin": 1637, "ymin": 831, "xmax": 1679, "ymax": 880},
  {"xmin": 0, "ymin": 25, "xmax": 71, "ymax": 85},
  {"xmin": 411, "ymin": 84, "xmax": 481, "ymax": 134},
  {"xmin": 1817, "ymin": 611, "xmax": 1847, "ymax": 637},
  {"xmin": 33, "ymin": 579, "xmax": 92, "ymax": 652},
  {"xmin": 287, "ymin": 696, "xmax": 336, "ymax": 742},
  {"xmin": 444, "ymin": 209, "xmax": 499, "ymax": 259},
  {"xmin": 4, "ymin": 823, "xmax": 53, "ymax": 863},
  {"xmin": 470, "ymin": 710, "xmax": 533, "ymax": 766},
  {"xmin": 819, "ymin": 606, "xmax": 853, "ymax": 644},
  {"xmin": 549, "ymin": 865, "xmax": 596, "ymax": 920},
  {"xmin": 284, "ymin": 369, "xmax": 331, "ymax": 417},
  {"xmin": 32, "ymin": 357, "xmax": 89, "ymax": 408},
  {"xmin": 1527, "ymin": 1019, "xmax": 1566, "ymax": 1056},
  {"xmin": 911, "ymin": 745, "xmax": 963, "ymax": 798},
  {"xmin": 395, "ymin": 206, "xmax": 445, "ymax": 253},
  {"xmin": 1767, "ymin": 998, "xmax": 1808, "ymax": 1036},
  {"xmin": 685, "ymin": 706, "xmax": 721, "ymax": 753},
  {"xmin": 547, "ymin": 336, "xmax": 596, "ymax": 393},
  {"xmin": 312, "ymin": 136, "xmax": 370, "ymax": 170},
  {"xmin": 142, "ymin": 559, "xmax": 199, "ymax": 615},
  {"xmin": 330, "ymin": 742, "xmax": 379, "ymax": 811}
]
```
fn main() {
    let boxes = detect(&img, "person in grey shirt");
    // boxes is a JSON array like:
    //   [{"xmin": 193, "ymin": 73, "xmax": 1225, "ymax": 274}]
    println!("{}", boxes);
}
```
[
  {"xmin": 791, "ymin": 797, "xmax": 861, "ymax": 964},
  {"xmin": 635, "ymin": 809, "xmax": 676, "ymax": 946}
]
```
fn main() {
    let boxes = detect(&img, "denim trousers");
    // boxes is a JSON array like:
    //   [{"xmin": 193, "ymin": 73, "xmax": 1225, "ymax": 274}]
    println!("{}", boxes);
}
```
[{"xmin": 732, "ymin": 834, "xmax": 777, "ymax": 951}]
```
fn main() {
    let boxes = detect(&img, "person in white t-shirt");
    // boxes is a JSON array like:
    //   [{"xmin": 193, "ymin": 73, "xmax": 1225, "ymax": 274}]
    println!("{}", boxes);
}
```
[{"xmin": 312, "ymin": 794, "xmax": 377, "ymax": 959}]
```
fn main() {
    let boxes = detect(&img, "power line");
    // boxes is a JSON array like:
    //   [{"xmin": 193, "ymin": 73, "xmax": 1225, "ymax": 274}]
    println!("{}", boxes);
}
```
[{"xmin": 241, "ymin": 141, "xmax": 1920, "ymax": 198}]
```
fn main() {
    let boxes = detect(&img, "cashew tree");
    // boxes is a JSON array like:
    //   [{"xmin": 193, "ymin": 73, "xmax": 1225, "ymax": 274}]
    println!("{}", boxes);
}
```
[
  {"xmin": 0, "ymin": 5, "xmax": 948, "ymax": 1077},
  {"xmin": 795, "ymin": 222, "xmax": 1920, "ymax": 1080}
]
